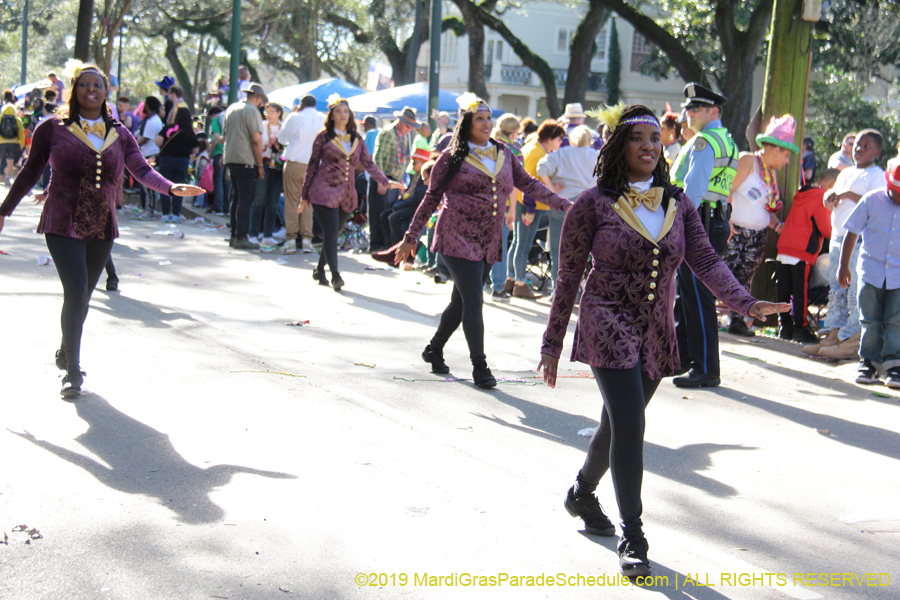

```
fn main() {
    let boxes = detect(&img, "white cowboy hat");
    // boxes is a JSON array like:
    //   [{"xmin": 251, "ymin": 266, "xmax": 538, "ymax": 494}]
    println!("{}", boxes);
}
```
[{"xmin": 560, "ymin": 103, "xmax": 587, "ymax": 119}]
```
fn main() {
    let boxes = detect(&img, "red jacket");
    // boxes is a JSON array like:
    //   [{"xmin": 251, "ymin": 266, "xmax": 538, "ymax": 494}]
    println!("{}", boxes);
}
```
[{"xmin": 776, "ymin": 186, "xmax": 833, "ymax": 263}]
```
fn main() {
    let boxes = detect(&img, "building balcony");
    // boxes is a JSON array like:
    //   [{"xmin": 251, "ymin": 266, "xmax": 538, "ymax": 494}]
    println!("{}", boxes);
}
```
[{"xmin": 497, "ymin": 65, "xmax": 607, "ymax": 92}]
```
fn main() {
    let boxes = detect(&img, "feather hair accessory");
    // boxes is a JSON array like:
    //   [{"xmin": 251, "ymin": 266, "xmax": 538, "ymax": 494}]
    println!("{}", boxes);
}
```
[
  {"xmin": 456, "ymin": 92, "xmax": 489, "ymax": 114},
  {"xmin": 63, "ymin": 59, "xmax": 90, "ymax": 81},
  {"xmin": 586, "ymin": 102, "xmax": 627, "ymax": 133},
  {"xmin": 327, "ymin": 93, "xmax": 348, "ymax": 109}
]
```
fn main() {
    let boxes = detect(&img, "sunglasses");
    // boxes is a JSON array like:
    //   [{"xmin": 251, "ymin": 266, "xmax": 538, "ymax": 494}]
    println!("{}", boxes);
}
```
[{"xmin": 685, "ymin": 104, "xmax": 709, "ymax": 113}]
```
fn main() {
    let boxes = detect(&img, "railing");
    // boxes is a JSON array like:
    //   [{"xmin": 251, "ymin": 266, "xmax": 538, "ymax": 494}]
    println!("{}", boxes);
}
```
[{"xmin": 500, "ymin": 65, "xmax": 607, "ymax": 92}]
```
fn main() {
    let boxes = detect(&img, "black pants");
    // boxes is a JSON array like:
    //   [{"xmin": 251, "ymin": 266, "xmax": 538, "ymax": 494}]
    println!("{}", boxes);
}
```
[
  {"xmin": 431, "ymin": 255, "xmax": 489, "ymax": 362},
  {"xmin": 674, "ymin": 212, "xmax": 729, "ymax": 377},
  {"xmin": 580, "ymin": 366, "xmax": 660, "ymax": 537},
  {"xmin": 312, "ymin": 204, "xmax": 352, "ymax": 276},
  {"xmin": 45, "ymin": 234, "xmax": 115, "ymax": 374},
  {"xmin": 105, "ymin": 256, "xmax": 118, "ymax": 287},
  {"xmin": 227, "ymin": 164, "xmax": 259, "ymax": 241},
  {"xmin": 367, "ymin": 181, "xmax": 398, "ymax": 251},
  {"xmin": 776, "ymin": 261, "xmax": 812, "ymax": 330},
  {"xmin": 388, "ymin": 203, "xmax": 419, "ymax": 248}
]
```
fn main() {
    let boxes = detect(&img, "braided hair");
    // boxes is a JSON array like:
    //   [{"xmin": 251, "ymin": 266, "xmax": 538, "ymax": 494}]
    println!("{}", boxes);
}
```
[
  {"xmin": 593, "ymin": 105, "xmax": 670, "ymax": 197},
  {"xmin": 441, "ymin": 100, "xmax": 500, "ymax": 186}
]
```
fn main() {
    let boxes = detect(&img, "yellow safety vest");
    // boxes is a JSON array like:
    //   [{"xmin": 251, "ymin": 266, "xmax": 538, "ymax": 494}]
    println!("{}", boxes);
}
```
[{"xmin": 671, "ymin": 127, "xmax": 739, "ymax": 206}]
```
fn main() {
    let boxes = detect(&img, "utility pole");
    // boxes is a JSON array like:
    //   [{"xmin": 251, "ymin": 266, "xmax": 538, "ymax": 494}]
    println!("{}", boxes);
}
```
[
  {"xmin": 117, "ymin": 25, "xmax": 125, "ymax": 93},
  {"xmin": 752, "ymin": 0, "xmax": 817, "ymax": 304},
  {"xmin": 21, "ymin": 0, "xmax": 28, "ymax": 85},
  {"xmin": 228, "ymin": 0, "xmax": 241, "ymax": 105},
  {"xmin": 427, "ymin": 0, "xmax": 441, "ymax": 129}
]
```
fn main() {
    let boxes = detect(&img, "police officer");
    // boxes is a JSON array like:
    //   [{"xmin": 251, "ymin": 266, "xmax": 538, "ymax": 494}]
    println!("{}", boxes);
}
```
[{"xmin": 671, "ymin": 83, "xmax": 739, "ymax": 388}]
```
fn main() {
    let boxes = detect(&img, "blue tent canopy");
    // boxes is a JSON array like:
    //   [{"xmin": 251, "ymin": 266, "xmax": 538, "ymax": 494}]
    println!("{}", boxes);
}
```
[
  {"xmin": 266, "ymin": 77, "xmax": 365, "ymax": 112},
  {"xmin": 348, "ymin": 82, "xmax": 503, "ymax": 120}
]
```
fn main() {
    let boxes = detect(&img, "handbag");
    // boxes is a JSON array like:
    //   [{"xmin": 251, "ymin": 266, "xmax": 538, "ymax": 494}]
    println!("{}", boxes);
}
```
[{"xmin": 199, "ymin": 160, "xmax": 214, "ymax": 192}]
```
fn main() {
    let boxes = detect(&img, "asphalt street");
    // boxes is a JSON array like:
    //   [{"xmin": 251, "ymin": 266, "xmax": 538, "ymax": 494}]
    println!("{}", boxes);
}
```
[{"xmin": 1, "ymin": 200, "xmax": 898, "ymax": 599}]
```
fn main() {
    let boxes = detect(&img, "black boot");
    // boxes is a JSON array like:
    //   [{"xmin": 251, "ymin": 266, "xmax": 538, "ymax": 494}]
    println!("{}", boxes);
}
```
[
  {"xmin": 422, "ymin": 344, "xmax": 450, "ymax": 374},
  {"xmin": 618, "ymin": 533, "xmax": 651, "ymax": 577},
  {"xmin": 472, "ymin": 360, "xmax": 496, "ymax": 389},
  {"xmin": 61, "ymin": 370, "xmax": 84, "ymax": 399},
  {"xmin": 564, "ymin": 485, "xmax": 615, "ymax": 536},
  {"xmin": 312, "ymin": 266, "xmax": 329, "ymax": 286},
  {"xmin": 727, "ymin": 316, "xmax": 755, "ymax": 337},
  {"xmin": 331, "ymin": 273, "xmax": 345, "ymax": 292}
]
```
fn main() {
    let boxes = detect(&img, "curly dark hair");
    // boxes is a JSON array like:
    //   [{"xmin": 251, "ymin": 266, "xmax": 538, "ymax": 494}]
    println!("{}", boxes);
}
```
[
  {"xmin": 324, "ymin": 102, "xmax": 359, "ymax": 143},
  {"xmin": 593, "ymin": 105, "xmax": 670, "ymax": 196},
  {"xmin": 441, "ymin": 102, "xmax": 500, "ymax": 186},
  {"xmin": 62, "ymin": 65, "xmax": 114, "ymax": 131}
]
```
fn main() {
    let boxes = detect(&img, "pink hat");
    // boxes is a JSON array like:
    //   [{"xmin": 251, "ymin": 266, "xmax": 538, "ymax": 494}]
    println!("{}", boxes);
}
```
[
  {"xmin": 886, "ymin": 164, "xmax": 900, "ymax": 195},
  {"xmin": 755, "ymin": 114, "xmax": 799, "ymax": 154}
]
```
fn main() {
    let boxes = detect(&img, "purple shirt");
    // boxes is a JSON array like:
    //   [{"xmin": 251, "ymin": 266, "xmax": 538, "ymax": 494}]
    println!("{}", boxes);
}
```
[
  {"xmin": 403, "ymin": 143, "xmax": 570, "ymax": 263},
  {"xmin": 541, "ymin": 185, "xmax": 757, "ymax": 379},
  {"xmin": 1, "ymin": 117, "xmax": 174, "ymax": 241},
  {"xmin": 301, "ymin": 131, "xmax": 389, "ymax": 213},
  {"xmin": 843, "ymin": 187, "xmax": 900, "ymax": 290}
]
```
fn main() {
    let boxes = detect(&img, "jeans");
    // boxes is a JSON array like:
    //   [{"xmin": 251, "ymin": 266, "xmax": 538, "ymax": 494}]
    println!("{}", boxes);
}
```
[
  {"xmin": 580, "ymin": 365, "xmax": 660, "ymax": 538},
  {"xmin": 367, "ymin": 180, "xmax": 399, "ymax": 251},
  {"xmin": 431, "ymin": 255, "xmax": 489, "ymax": 362},
  {"xmin": 511, "ymin": 203, "xmax": 545, "ymax": 282},
  {"xmin": 157, "ymin": 156, "xmax": 190, "ymax": 217},
  {"xmin": 249, "ymin": 165, "xmax": 284, "ymax": 239},
  {"xmin": 228, "ymin": 164, "xmax": 260, "ymax": 241},
  {"xmin": 548, "ymin": 208, "xmax": 566, "ymax": 289},
  {"xmin": 212, "ymin": 154, "xmax": 229, "ymax": 213},
  {"xmin": 312, "ymin": 203, "xmax": 352, "ymax": 276},
  {"xmin": 858, "ymin": 282, "xmax": 900, "ymax": 370},
  {"xmin": 45, "ymin": 234, "xmax": 114, "ymax": 375},
  {"xmin": 825, "ymin": 234, "xmax": 861, "ymax": 340},
  {"xmin": 489, "ymin": 222, "xmax": 511, "ymax": 291}
]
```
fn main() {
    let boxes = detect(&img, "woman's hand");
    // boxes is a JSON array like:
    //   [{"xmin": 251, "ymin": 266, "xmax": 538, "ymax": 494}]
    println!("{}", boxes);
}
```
[
  {"xmin": 299, "ymin": 199, "xmax": 309, "ymax": 214},
  {"xmin": 748, "ymin": 301, "xmax": 791, "ymax": 319},
  {"xmin": 505, "ymin": 205, "xmax": 515, "ymax": 228},
  {"xmin": 394, "ymin": 241, "xmax": 417, "ymax": 265},
  {"xmin": 553, "ymin": 183, "xmax": 566, "ymax": 194},
  {"xmin": 728, "ymin": 220, "xmax": 736, "ymax": 243},
  {"xmin": 538, "ymin": 353, "xmax": 559, "ymax": 388},
  {"xmin": 387, "ymin": 180, "xmax": 405, "ymax": 190},
  {"xmin": 169, "ymin": 184, "xmax": 204, "ymax": 197}
]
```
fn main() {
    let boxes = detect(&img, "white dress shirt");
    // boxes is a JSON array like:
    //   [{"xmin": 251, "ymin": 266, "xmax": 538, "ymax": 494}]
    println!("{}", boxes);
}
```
[{"xmin": 280, "ymin": 107, "xmax": 325, "ymax": 164}]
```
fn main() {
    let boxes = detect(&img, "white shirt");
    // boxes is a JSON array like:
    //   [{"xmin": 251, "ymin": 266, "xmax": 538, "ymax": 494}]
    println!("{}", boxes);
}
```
[
  {"xmin": 82, "ymin": 117, "xmax": 105, "ymax": 150},
  {"xmin": 261, "ymin": 120, "xmax": 282, "ymax": 160},
  {"xmin": 730, "ymin": 157, "xmax": 772, "ymax": 230},
  {"xmin": 140, "ymin": 114, "xmax": 163, "ymax": 157},
  {"xmin": 333, "ymin": 129, "xmax": 352, "ymax": 153},
  {"xmin": 831, "ymin": 165, "xmax": 885, "ymax": 237},
  {"xmin": 468, "ymin": 141, "xmax": 495, "ymax": 172},
  {"xmin": 280, "ymin": 108, "xmax": 325, "ymax": 164},
  {"xmin": 630, "ymin": 179, "xmax": 665, "ymax": 240}
]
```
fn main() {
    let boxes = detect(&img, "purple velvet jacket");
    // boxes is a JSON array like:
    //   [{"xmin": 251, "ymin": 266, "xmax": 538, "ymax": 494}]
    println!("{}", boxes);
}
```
[
  {"xmin": 300, "ymin": 131, "xmax": 390, "ymax": 213},
  {"xmin": 1, "ymin": 117, "xmax": 174, "ymax": 241},
  {"xmin": 541, "ymin": 185, "xmax": 757, "ymax": 379},
  {"xmin": 403, "ymin": 142, "xmax": 570, "ymax": 263}
]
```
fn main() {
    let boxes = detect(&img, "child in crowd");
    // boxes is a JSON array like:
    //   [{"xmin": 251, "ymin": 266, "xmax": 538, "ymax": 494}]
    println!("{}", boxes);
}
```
[
  {"xmin": 193, "ymin": 136, "xmax": 210, "ymax": 207},
  {"xmin": 838, "ymin": 164, "xmax": 900, "ymax": 387},
  {"xmin": 818, "ymin": 129, "xmax": 885, "ymax": 360},
  {"xmin": 776, "ymin": 169, "xmax": 837, "ymax": 347}
]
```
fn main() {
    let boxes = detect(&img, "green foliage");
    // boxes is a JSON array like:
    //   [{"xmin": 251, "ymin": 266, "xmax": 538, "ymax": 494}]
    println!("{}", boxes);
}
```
[
  {"xmin": 605, "ymin": 18, "xmax": 620, "ymax": 105},
  {"xmin": 805, "ymin": 67, "xmax": 899, "ymax": 170},
  {"xmin": 813, "ymin": 0, "xmax": 900, "ymax": 82}
]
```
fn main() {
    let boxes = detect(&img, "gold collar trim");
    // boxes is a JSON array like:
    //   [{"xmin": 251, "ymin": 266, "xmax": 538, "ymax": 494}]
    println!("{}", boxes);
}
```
[
  {"xmin": 463, "ymin": 146, "xmax": 505, "ymax": 180},
  {"xmin": 330, "ymin": 136, "xmax": 358, "ymax": 157},
  {"xmin": 610, "ymin": 193, "xmax": 677, "ymax": 247},
  {"xmin": 67, "ymin": 122, "xmax": 119, "ymax": 153}
]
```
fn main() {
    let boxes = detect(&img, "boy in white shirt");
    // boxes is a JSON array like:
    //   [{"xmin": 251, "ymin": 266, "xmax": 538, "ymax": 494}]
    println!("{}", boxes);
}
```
[{"xmin": 819, "ymin": 129, "xmax": 885, "ymax": 360}]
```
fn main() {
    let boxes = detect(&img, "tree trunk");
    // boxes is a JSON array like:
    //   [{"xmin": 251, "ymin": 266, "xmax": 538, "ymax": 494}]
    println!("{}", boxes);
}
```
[
  {"xmin": 74, "ymin": 0, "xmax": 95, "ymax": 61},
  {"xmin": 453, "ymin": 0, "xmax": 488, "ymax": 100},
  {"xmin": 192, "ymin": 35, "xmax": 206, "ymax": 110},
  {"xmin": 564, "ymin": 1, "xmax": 609, "ymax": 106},
  {"xmin": 164, "ymin": 31, "xmax": 194, "ymax": 111}
]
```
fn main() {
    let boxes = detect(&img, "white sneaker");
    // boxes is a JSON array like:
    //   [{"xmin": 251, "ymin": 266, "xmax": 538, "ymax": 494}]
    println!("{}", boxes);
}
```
[
  {"xmin": 247, "ymin": 236, "xmax": 260, "ymax": 245},
  {"xmin": 281, "ymin": 239, "xmax": 297, "ymax": 254},
  {"xmin": 260, "ymin": 237, "xmax": 278, "ymax": 246},
  {"xmin": 301, "ymin": 238, "xmax": 314, "ymax": 253},
  {"xmin": 273, "ymin": 227, "xmax": 287, "ymax": 240}
]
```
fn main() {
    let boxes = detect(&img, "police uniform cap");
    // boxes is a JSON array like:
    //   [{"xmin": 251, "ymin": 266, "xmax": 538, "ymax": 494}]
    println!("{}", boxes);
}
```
[{"xmin": 681, "ymin": 83, "xmax": 727, "ymax": 108}]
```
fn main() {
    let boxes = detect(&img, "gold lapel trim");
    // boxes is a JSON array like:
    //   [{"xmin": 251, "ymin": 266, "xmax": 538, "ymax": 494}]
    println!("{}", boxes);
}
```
[
  {"xmin": 463, "ymin": 146, "xmax": 505, "ymax": 180},
  {"xmin": 611, "ymin": 194, "xmax": 678, "ymax": 247},
  {"xmin": 330, "ymin": 136, "xmax": 358, "ymax": 156},
  {"xmin": 67, "ymin": 123, "xmax": 119, "ymax": 153}
]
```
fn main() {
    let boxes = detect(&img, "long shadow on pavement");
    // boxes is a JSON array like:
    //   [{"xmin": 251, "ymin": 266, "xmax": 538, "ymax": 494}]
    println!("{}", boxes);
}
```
[{"xmin": 9, "ymin": 393, "xmax": 296, "ymax": 524}]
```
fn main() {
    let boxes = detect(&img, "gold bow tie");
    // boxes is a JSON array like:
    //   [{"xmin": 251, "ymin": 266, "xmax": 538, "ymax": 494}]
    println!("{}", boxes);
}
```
[
  {"xmin": 337, "ymin": 133, "xmax": 351, "ymax": 143},
  {"xmin": 472, "ymin": 146, "xmax": 497, "ymax": 161},
  {"xmin": 622, "ymin": 187, "xmax": 663, "ymax": 211},
  {"xmin": 82, "ymin": 121, "xmax": 106, "ymax": 138}
]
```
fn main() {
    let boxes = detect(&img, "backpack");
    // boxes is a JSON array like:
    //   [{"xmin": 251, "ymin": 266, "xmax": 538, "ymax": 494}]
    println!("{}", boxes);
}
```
[{"xmin": 0, "ymin": 113, "xmax": 18, "ymax": 139}]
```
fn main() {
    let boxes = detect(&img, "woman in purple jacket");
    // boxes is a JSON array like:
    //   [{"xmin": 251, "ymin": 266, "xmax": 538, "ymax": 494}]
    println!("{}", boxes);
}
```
[
  {"xmin": 538, "ymin": 105, "xmax": 789, "ymax": 576},
  {"xmin": 300, "ymin": 96, "xmax": 402, "ymax": 291},
  {"xmin": 0, "ymin": 65, "xmax": 201, "ymax": 398},
  {"xmin": 396, "ymin": 95, "xmax": 570, "ymax": 388}
]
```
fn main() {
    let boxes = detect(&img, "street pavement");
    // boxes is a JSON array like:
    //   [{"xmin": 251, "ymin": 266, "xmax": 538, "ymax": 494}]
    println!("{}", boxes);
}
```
[{"xmin": 1, "ymin": 200, "xmax": 898, "ymax": 599}]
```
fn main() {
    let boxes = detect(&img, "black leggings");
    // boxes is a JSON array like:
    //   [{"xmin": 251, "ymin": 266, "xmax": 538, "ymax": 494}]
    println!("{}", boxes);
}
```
[
  {"xmin": 581, "ymin": 366, "xmax": 660, "ymax": 537},
  {"xmin": 431, "ymin": 255, "xmax": 488, "ymax": 362},
  {"xmin": 45, "ymin": 234, "xmax": 114, "ymax": 373},
  {"xmin": 312, "ymin": 203, "xmax": 351, "ymax": 276}
]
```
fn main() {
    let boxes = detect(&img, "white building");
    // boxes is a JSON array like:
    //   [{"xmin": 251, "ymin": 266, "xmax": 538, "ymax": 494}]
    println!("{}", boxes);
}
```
[{"xmin": 428, "ymin": 0, "xmax": 763, "ymax": 121}]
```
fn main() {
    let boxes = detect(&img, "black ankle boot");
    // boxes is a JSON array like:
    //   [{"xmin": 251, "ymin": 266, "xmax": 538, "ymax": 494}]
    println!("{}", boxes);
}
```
[
  {"xmin": 61, "ymin": 370, "xmax": 84, "ymax": 399},
  {"xmin": 472, "ymin": 360, "xmax": 496, "ymax": 389},
  {"xmin": 331, "ymin": 273, "xmax": 344, "ymax": 292},
  {"xmin": 312, "ymin": 267, "xmax": 329, "ymax": 286},
  {"xmin": 422, "ymin": 344, "xmax": 450, "ymax": 374},
  {"xmin": 55, "ymin": 347, "xmax": 67, "ymax": 371},
  {"xmin": 564, "ymin": 485, "xmax": 615, "ymax": 536},
  {"xmin": 618, "ymin": 533, "xmax": 651, "ymax": 577}
]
